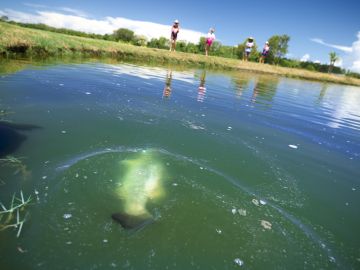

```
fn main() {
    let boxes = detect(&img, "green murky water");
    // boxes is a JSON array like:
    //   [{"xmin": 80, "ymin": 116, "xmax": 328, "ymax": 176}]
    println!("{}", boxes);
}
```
[{"xmin": 0, "ymin": 60, "xmax": 359, "ymax": 269}]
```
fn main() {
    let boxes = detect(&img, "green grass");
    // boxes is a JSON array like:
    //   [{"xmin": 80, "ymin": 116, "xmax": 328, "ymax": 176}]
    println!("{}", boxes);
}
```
[{"xmin": 1, "ymin": 21, "xmax": 360, "ymax": 86}]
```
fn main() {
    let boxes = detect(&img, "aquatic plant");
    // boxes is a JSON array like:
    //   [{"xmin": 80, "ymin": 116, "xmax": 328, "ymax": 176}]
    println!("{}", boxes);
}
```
[
  {"xmin": 0, "ymin": 109, "xmax": 12, "ymax": 119},
  {"xmin": 0, "ymin": 156, "xmax": 30, "ymax": 179},
  {"xmin": 0, "ymin": 190, "xmax": 32, "ymax": 237}
]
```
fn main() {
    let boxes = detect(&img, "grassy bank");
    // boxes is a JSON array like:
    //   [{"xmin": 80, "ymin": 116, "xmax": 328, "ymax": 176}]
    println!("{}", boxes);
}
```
[{"xmin": 1, "ymin": 21, "xmax": 360, "ymax": 86}]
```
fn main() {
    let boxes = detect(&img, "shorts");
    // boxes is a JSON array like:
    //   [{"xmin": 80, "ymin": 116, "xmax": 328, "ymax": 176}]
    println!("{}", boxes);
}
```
[
  {"xmin": 206, "ymin": 38, "xmax": 213, "ymax": 46},
  {"xmin": 171, "ymin": 32, "xmax": 178, "ymax": 41}
]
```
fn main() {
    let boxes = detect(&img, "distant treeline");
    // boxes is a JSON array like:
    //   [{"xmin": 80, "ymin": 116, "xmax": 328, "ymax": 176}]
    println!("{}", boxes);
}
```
[{"xmin": 1, "ymin": 17, "xmax": 358, "ymax": 78}]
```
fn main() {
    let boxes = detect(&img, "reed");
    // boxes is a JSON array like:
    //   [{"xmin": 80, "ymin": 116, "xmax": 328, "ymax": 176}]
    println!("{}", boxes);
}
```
[{"xmin": 0, "ymin": 190, "xmax": 32, "ymax": 237}]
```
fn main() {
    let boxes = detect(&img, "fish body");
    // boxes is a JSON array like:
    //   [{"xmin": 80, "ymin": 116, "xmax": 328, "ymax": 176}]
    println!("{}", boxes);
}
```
[{"xmin": 112, "ymin": 150, "xmax": 165, "ymax": 230}]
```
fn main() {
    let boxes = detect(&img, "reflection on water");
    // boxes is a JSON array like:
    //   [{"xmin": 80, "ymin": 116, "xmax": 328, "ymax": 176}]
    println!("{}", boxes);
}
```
[
  {"xmin": 232, "ymin": 72, "xmax": 252, "ymax": 98},
  {"xmin": 321, "ymin": 85, "xmax": 360, "ymax": 129},
  {"xmin": 162, "ymin": 70, "xmax": 172, "ymax": 98},
  {"xmin": 251, "ymin": 76, "xmax": 279, "ymax": 105},
  {"xmin": 0, "ymin": 60, "xmax": 360, "ymax": 269},
  {"xmin": 197, "ymin": 70, "xmax": 206, "ymax": 102},
  {"xmin": 317, "ymin": 83, "xmax": 329, "ymax": 103}
]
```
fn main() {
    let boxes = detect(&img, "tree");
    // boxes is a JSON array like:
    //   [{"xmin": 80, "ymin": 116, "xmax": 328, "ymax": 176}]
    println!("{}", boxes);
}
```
[
  {"xmin": 132, "ymin": 35, "xmax": 148, "ymax": 46},
  {"xmin": 0, "ymin": 15, "xmax": 9, "ymax": 21},
  {"xmin": 113, "ymin": 28, "xmax": 134, "ymax": 42},
  {"xmin": 176, "ymin": 40, "xmax": 187, "ymax": 52},
  {"xmin": 147, "ymin": 37, "xmax": 169, "ymax": 49},
  {"xmin": 236, "ymin": 38, "xmax": 259, "ymax": 61},
  {"xmin": 267, "ymin": 35, "xmax": 290, "ymax": 65},
  {"xmin": 328, "ymin": 52, "xmax": 339, "ymax": 73},
  {"xmin": 103, "ymin": 34, "xmax": 115, "ymax": 41},
  {"xmin": 236, "ymin": 43, "xmax": 245, "ymax": 59},
  {"xmin": 185, "ymin": 42, "xmax": 199, "ymax": 54},
  {"xmin": 198, "ymin": 37, "xmax": 207, "ymax": 54},
  {"xmin": 211, "ymin": 41, "xmax": 222, "ymax": 55}
]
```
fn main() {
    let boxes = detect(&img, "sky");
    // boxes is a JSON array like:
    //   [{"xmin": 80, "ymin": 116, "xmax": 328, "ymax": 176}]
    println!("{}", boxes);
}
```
[{"xmin": 1, "ymin": 0, "xmax": 359, "ymax": 72}]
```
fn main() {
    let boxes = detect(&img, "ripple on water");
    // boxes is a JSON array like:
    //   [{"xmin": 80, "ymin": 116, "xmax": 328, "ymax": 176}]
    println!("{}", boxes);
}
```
[{"xmin": 26, "ymin": 147, "xmax": 340, "ymax": 269}]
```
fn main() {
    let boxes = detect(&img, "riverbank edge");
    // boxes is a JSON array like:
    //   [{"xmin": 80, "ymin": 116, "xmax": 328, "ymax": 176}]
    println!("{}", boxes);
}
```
[{"xmin": 1, "ymin": 22, "xmax": 359, "ymax": 86}]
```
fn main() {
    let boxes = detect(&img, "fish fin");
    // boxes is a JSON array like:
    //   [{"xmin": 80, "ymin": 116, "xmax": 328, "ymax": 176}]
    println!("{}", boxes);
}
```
[
  {"xmin": 111, "ymin": 212, "xmax": 154, "ymax": 230},
  {"xmin": 0, "ymin": 121, "xmax": 42, "ymax": 131}
]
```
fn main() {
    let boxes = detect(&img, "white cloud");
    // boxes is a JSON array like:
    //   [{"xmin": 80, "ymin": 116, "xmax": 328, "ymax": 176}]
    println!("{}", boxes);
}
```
[
  {"xmin": 310, "ymin": 38, "xmax": 352, "ymax": 53},
  {"xmin": 23, "ymin": 3, "xmax": 47, "ymax": 9},
  {"xmin": 314, "ymin": 60, "xmax": 321, "ymax": 64},
  {"xmin": 57, "ymin": 7, "xmax": 88, "ymax": 17},
  {"xmin": 24, "ymin": 3, "xmax": 88, "ymax": 17},
  {"xmin": 300, "ymin": 53, "xmax": 310, "ymax": 62},
  {"xmin": 311, "ymin": 34, "xmax": 360, "ymax": 72},
  {"xmin": 334, "ymin": 57, "xmax": 343, "ymax": 67},
  {"xmin": 1, "ymin": 8, "xmax": 205, "ymax": 43}
]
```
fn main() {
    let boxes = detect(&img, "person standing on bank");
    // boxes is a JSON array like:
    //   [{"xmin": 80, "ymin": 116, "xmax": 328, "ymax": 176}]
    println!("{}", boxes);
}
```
[
  {"xmin": 170, "ymin": 20, "xmax": 180, "ymax": 52},
  {"xmin": 205, "ymin": 28, "xmax": 216, "ymax": 56},
  {"xmin": 244, "ymin": 37, "xmax": 254, "ymax": 61},
  {"xmin": 259, "ymin": 41, "xmax": 270, "ymax": 63}
]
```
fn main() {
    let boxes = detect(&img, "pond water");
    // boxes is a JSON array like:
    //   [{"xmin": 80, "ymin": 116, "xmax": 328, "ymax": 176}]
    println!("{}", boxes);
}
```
[{"xmin": 0, "ymin": 60, "xmax": 359, "ymax": 269}]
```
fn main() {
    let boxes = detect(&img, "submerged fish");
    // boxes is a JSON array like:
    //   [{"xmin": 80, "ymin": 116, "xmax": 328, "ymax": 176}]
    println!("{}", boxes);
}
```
[
  {"xmin": 0, "ymin": 121, "xmax": 41, "ymax": 158},
  {"xmin": 112, "ymin": 149, "xmax": 165, "ymax": 230}
]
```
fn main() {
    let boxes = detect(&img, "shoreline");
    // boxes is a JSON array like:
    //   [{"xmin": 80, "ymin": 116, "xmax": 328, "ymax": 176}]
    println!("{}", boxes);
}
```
[{"xmin": 1, "ymin": 22, "xmax": 360, "ymax": 86}]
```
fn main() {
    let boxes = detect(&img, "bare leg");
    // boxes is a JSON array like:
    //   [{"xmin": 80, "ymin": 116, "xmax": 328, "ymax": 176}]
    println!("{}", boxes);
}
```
[
  {"xmin": 170, "ymin": 40, "xmax": 176, "ymax": 52},
  {"xmin": 205, "ymin": 44, "xmax": 209, "ymax": 56}
]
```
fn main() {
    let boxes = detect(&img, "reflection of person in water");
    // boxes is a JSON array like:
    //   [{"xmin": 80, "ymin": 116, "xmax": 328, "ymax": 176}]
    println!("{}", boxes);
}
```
[
  {"xmin": 251, "ymin": 79, "xmax": 259, "ymax": 103},
  {"xmin": 317, "ymin": 83, "xmax": 328, "ymax": 104},
  {"xmin": 197, "ymin": 70, "xmax": 207, "ymax": 102},
  {"xmin": 163, "ymin": 70, "xmax": 173, "ymax": 98},
  {"xmin": 251, "ymin": 76, "xmax": 279, "ymax": 105}
]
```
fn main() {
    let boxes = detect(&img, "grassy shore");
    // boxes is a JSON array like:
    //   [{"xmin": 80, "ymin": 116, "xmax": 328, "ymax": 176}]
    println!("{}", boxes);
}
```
[{"xmin": 1, "ymin": 21, "xmax": 360, "ymax": 86}]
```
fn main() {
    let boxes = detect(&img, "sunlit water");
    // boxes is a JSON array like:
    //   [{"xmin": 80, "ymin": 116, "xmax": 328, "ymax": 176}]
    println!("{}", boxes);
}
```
[{"xmin": 0, "ymin": 61, "xmax": 359, "ymax": 269}]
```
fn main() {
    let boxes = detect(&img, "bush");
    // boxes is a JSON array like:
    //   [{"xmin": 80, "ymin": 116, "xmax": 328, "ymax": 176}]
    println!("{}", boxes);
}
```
[{"xmin": 113, "ymin": 28, "xmax": 135, "ymax": 42}]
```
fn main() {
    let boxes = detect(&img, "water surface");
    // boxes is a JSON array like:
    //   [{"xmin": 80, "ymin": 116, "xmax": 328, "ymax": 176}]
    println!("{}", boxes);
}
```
[{"xmin": 0, "ymin": 60, "xmax": 359, "ymax": 269}]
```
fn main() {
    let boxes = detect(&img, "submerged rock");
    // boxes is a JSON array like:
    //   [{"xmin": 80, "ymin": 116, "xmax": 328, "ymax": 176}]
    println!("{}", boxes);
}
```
[
  {"xmin": 259, "ymin": 200, "xmax": 267, "ymax": 205},
  {"xmin": 63, "ymin": 213, "xmax": 72, "ymax": 219},
  {"xmin": 234, "ymin": 258, "xmax": 244, "ymax": 267},
  {"xmin": 238, "ymin": 209, "xmax": 247, "ymax": 216},
  {"xmin": 252, "ymin": 199, "xmax": 260, "ymax": 206},
  {"xmin": 260, "ymin": 220, "xmax": 272, "ymax": 230}
]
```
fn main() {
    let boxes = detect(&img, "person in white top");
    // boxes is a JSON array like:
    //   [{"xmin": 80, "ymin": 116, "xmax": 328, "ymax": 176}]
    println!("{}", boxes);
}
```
[
  {"xmin": 244, "ymin": 37, "xmax": 254, "ymax": 61},
  {"xmin": 205, "ymin": 28, "xmax": 216, "ymax": 56}
]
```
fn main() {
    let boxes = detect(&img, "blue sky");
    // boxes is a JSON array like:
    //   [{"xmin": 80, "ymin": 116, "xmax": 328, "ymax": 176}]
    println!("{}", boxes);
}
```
[{"xmin": 1, "ymin": 0, "xmax": 360, "ymax": 71}]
